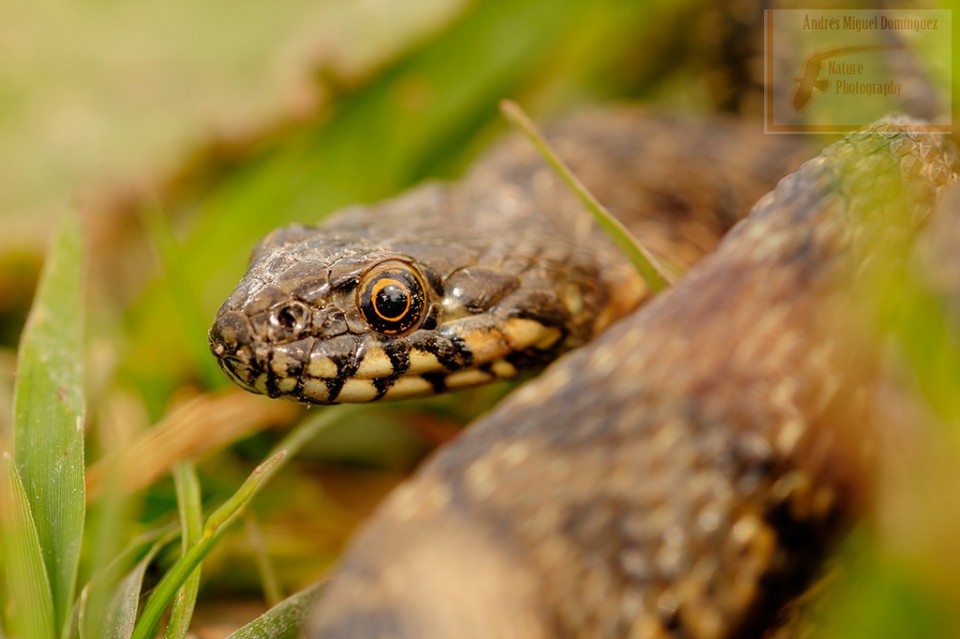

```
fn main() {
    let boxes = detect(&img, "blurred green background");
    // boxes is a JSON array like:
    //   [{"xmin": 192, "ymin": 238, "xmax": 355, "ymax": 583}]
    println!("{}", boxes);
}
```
[{"xmin": 2, "ymin": 0, "xmax": 960, "ymax": 636}]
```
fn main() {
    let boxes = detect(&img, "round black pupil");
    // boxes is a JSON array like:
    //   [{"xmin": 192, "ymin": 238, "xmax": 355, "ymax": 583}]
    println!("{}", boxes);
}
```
[{"xmin": 375, "ymin": 283, "xmax": 408, "ymax": 319}]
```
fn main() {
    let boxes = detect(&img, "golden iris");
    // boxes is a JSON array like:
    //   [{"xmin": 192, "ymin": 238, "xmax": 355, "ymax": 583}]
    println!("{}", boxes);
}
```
[{"xmin": 357, "ymin": 260, "xmax": 427, "ymax": 335}]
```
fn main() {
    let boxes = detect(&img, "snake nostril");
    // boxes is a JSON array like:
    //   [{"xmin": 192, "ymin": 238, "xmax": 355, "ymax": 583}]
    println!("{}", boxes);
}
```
[
  {"xmin": 276, "ymin": 307, "xmax": 298, "ymax": 329},
  {"xmin": 272, "ymin": 301, "xmax": 310, "ymax": 336}
]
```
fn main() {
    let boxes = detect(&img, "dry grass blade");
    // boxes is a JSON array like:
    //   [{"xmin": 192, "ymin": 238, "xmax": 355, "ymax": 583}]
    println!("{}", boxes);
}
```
[{"xmin": 86, "ymin": 389, "xmax": 299, "ymax": 499}]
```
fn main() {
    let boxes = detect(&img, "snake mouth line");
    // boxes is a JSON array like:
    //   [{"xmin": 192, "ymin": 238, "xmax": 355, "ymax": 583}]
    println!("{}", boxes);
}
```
[{"xmin": 214, "ymin": 316, "xmax": 564, "ymax": 404}]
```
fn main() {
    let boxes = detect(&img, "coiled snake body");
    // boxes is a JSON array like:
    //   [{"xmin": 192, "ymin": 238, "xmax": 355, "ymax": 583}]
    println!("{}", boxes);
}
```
[{"xmin": 209, "ymin": 109, "xmax": 959, "ymax": 637}]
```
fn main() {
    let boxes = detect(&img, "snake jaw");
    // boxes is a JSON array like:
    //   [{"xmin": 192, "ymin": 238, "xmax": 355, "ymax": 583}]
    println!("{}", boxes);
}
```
[
  {"xmin": 210, "ymin": 299, "xmax": 574, "ymax": 404},
  {"xmin": 210, "ymin": 279, "xmax": 568, "ymax": 404},
  {"xmin": 213, "ymin": 350, "xmax": 259, "ymax": 395}
]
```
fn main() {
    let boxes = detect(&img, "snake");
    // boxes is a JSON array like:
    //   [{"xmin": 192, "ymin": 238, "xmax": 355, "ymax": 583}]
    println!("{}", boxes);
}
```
[
  {"xmin": 208, "ymin": 109, "xmax": 959, "ymax": 637},
  {"xmin": 208, "ymin": 107, "xmax": 813, "ymax": 404}
]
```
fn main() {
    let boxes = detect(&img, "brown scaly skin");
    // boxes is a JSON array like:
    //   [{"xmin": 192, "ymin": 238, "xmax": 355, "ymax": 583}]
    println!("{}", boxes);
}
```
[
  {"xmin": 306, "ymin": 119, "xmax": 959, "ymax": 638},
  {"xmin": 209, "ymin": 107, "xmax": 812, "ymax": 404}
]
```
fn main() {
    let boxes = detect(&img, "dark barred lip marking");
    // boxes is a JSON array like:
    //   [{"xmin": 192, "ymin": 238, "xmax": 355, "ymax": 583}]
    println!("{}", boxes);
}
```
[
  {"xmin": 344, "ymin": 338, "xmax": 365, "ymax": 378},
  {"xmin": 373, "ymin": 375, "xmax": 397, "ymax": 399},
  {"xmin": 264, "ymin": 357, "xmax": 283, "ymax": 399},
  {"xmin": 263, "ymin": 339, "xmax": 313, "ymax": 399},
  {"xmin": 324, "ymin": 337, "xmax": 365, "ymax": 403},
  {"xmin": 422, "ymin": 372, "xmax": 447, "ymax": 395},
  {"xmin": 362, "ymin": 334, "xmax": 412, "ymax": 401},
  {"xmin": 324, "ymin": 376, "xmax": 346, "ymax": 403},
  {"xmin": 266, "ymin": 371, "xmax": 281, "ymax": 398},
  {"xmin": 409, "ymin": 333, "xmax": 465, "ymax": 371},
  {"xmin": 382, "ymin": 337, "xmax": 411, "ymax": 376},
  {"xmin": 448, "ymin": 334, "xmax": 474, "ymax": 369},
  {"xmin": 294, "ymin": 373, "xmax": 308, "ymax": 400}
]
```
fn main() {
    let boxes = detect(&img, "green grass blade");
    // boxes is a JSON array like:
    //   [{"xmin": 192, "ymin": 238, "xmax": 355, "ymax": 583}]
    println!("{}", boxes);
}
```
[
  {"xmin": 500, "ymin": 100, "xmax": 673, "ymax": 292},
  {"xmin": 268, "ymin": 406, "xmax": 357, "ymax": 459},
  {"xmin": 83, "ymin": 427, "xmax": 143, "ymax": 638},
  {"xmin": 225, "ymin": 581, "xmax": 326, "ymax": 639},
  {"xmin": 0, "ymin": 453, "xmax": 56, "ymax": 639},
  {"xmin": 130, "ymin": 450, "xmax": 287, "ymax": 639},
  {"xmin": 245, "ymin": 513, "xmax": 283, "ymax": 607},
  {"xmin": 164, "ymin": 462, "xmax": 203, "ymax": 639},
  {"xmin": 12, "ymin": 213, "xmax": 86, "ymax": 633},
  {"xmin": 98, "ymin": 538, "xmax": 170, "ymax": 639},
  {"xmin": 76, "ymin": 527, "xmax": 178, "ymax": 639}
]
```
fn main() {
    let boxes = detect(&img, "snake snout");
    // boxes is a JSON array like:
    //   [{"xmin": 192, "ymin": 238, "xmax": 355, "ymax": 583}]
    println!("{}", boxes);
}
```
[{"xmin": 209, "ymin": 309, "xmax": 252, "ymax": 356}]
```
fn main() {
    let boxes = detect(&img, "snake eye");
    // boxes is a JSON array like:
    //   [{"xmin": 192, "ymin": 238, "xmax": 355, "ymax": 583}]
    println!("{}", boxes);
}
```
[{"xmin": 357, "ymin": 260, "xmax": 427, "ymax": 336}]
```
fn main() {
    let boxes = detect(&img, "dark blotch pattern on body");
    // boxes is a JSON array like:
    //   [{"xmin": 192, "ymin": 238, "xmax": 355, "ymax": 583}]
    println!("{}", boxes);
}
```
[{"xmin": 307, "ymin": 120, "xmax": 959, "ymax": 637}]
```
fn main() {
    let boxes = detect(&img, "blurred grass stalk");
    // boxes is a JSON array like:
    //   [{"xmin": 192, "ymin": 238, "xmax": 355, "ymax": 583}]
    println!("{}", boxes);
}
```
[
  {"xmin": 165, "ymin": 462, "xmax": 203, "ymax": 639},
  {"xmin": 807, "ymin": 174, "xmax": 960, "ymax": 637},
  {"xmin": 0, "ymin": 209, "xmax": 327, "ymax": 637},
  {"xmin": 499, "ymin": 99, "xmax": 673, "ymax": 291},
  {"xmin": 130, "ymin": 450, "xmax": 287, "ymax": 639},
  {"xmin": 3, "ymin": 213, "xmax": 86, "ymax": 637}
]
